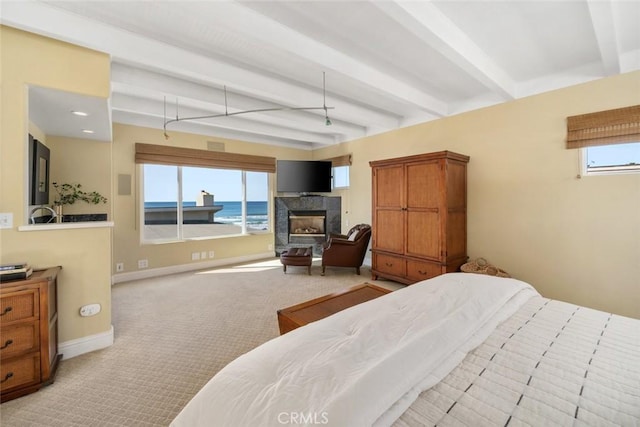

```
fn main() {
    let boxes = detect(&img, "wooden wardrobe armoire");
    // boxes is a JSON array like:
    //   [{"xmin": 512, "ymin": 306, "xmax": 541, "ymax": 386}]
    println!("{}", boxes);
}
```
[{"xmin": 370, "ymin": 151, "xmax": 469, "ymax": 284}]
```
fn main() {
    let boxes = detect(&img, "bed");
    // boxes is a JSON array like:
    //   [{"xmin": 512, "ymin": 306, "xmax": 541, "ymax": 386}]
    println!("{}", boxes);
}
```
[{"xmin": 171, "ymin": 273, "xmax": 640, "ymax": 426}]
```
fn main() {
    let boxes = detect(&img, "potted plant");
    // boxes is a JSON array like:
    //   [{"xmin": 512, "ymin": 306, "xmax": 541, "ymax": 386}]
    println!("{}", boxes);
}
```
[{"xmin": 52, "ymin": 182, "xmax": 107, "ymax": 222}]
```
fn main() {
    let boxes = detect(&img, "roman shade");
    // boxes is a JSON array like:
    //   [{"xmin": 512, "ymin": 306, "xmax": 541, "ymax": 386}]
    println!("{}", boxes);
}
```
[
  {"xmin": 566, "ymin": 105, "xmax": 640, "ymax": 149},
  {"xmin": 135, "ymin": 143, "xmax": 276, "ymax": 173},
  {"xmin": 322, "ymin": 154, "xmax": 352, "ymax": 166}
]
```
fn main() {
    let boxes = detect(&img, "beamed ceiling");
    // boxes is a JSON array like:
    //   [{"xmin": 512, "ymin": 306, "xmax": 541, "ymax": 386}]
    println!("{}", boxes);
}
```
[{"xmin": 3, "ymin": 1, "xmax": 640, "ymax": 149}]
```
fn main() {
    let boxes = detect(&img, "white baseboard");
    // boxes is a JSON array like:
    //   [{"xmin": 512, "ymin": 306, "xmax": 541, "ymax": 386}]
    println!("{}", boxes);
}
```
[
  {"xmin": 59, "ymin": 325, "xmax": 114, "ymax": 360},
  {"xmin": 111, "ymin": 251, "xmax": 275, "ymax": 284}
]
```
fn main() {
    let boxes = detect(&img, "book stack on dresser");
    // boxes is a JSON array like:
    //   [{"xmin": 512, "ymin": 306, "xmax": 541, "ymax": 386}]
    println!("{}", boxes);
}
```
[{"xmin": 0, "ymin": 262, "xmax": 32, "ymax": 282}]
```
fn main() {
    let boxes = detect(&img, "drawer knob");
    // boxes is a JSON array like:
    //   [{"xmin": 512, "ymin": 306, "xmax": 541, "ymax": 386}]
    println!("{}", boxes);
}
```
[
  {"xmin": 418, "ymin": 270, "xmax": 427, "ymax": 275},
  {"xmin": 1, "ymin": 372, "xmax": 13, "ymax": 383},
  {"xmin": 0, "ymin": 306, "xmax": 12, "ymax": 316},
  {"xmin": 385, "ymin": 262, "xmax": 393, "ymax": 267},
  {"xmin": 0, "ymin": 339, "xmax": 13, "ymax": 350}
]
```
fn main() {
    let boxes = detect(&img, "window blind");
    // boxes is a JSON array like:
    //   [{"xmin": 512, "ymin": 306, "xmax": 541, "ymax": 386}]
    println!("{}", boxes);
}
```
[
  {"xmin": 135, "ymin": 143, "xmax": 276, "ymax": 173},
  {"xmin": 322, "ymin": 154, "xmax": 352, "ymax": 166},
  {"xmin": 566, "ymin": 105, "xmax": 640, "ymax": 149}
]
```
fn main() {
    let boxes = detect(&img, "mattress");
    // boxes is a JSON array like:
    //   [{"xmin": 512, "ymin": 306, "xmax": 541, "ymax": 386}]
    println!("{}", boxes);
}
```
[{"xmin": 395, "ymin": 297, "xmax": 640, "ymax": 426}]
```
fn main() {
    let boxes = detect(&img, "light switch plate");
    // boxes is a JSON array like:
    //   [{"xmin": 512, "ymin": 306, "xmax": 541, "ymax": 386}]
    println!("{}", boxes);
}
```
[{"xmin": 0, "ymin": 213, "xmax": 13, "ymax": 229}]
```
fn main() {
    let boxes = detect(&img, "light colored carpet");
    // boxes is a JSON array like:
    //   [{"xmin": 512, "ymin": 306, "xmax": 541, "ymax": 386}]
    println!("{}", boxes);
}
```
[{"xmin": 0, "ymin": 258, "xmax": 401, "ymax": 426}]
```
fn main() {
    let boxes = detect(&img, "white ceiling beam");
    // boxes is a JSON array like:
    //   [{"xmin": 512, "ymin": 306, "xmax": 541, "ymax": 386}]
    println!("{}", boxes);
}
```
[
  {"xmin": 222, "ymin": 1, "xmax": 447, "ymax": 116},
  {"xmin": 373, "ymin": 1, "xmax": 516, "ymax": 101},
  {"xmin": 587, "ymin": 0, "xmax": 621, "ymax": 76},
  {"xmin": 1, "ymin": 1, "xmax": 400, "ymax": 131}
]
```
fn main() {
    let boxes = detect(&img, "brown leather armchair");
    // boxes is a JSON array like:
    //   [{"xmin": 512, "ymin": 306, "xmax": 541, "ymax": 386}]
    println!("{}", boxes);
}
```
[{"xmin": 321, "ymin": 224, "xmax": 371, "ymax": 276}]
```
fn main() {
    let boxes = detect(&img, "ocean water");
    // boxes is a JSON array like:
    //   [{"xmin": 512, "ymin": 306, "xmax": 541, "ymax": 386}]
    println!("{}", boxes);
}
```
[{"xmin": 145, "ymin": 201, "xmax": 268, "ymax": 226}]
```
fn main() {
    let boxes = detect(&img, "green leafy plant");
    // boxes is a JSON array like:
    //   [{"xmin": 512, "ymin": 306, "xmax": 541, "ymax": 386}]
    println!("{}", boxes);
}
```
[{"xmin": 52, "ymin": 182, "xmax": 107, "ymax": 206}]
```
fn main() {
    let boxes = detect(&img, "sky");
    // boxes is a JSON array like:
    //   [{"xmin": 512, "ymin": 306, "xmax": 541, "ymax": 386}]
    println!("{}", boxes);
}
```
[
  {"xmin": 587, "ymin": 142, "xmax": 639, "ymax": 167},
  {"xmin": 144, "ymin": 165, "xmax": 268, "ymax": 201}
]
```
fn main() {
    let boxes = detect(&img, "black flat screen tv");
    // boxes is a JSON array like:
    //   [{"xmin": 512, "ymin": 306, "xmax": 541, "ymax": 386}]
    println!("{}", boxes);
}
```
[{"xmin": 277, "ymin": 160, "xmax": 332, "ymax": 194}]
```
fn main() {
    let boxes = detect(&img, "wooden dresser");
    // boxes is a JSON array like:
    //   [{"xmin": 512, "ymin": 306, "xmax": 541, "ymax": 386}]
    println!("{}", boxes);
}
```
[
  {"xmin": 1, "ymin": 267, "xmax": 61, "ymax": 402},
  {"xmin": 370, "ymin": 151, "xmax": 469, "ymax": 284}
]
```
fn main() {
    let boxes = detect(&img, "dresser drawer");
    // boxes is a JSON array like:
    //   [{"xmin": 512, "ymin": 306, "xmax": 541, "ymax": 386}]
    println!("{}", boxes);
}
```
[
  {"xmin": 0, "ymin": 353, "xmax": 40, "ymax": 392},
  {"xmin": 1, "ymin": 290, "xmax": 39, "ymax": 323},
  {"xmin": 407, "ymin": 260, "xmax": 442, "ymax": 283},
  {"xmin": 374, "ymin": 253, "xmax": 406, "ymax": 277},
  {"xmin": 1, "ymin": 322, "xmax": 40, "ymax": 359}
]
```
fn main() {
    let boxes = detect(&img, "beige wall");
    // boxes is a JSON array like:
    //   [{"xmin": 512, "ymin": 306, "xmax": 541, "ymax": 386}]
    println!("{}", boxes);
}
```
[
  {"xmin": 48, "ymin": 136, "xmax": 112, "ymax": 216},
  {"xmin": 111, "ymin": 123, "xmax": 312, "ymax": 274},
  {"xmin": 0, "ymin": 26, "xmax": 113, "ymax": 343},
  {"xmin": 315, "ymin": 71, "xmax": 640, "ymax": 319}
]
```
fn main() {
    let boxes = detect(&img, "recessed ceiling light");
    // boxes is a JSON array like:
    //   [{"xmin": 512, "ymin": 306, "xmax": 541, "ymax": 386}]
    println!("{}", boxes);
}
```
[
  {"xmin": 82, "ymin": 129, "xmax": 95, "ymax": 134},
  {"xmin": 72, "ymin": 110, "xmax": 89, "ymax": 116}
]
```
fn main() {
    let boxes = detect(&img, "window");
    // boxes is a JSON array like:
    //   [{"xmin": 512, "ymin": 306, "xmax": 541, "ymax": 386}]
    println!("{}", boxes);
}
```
[
  {"xmin": 323, "ymin": 154, "xmax": 351, "ymax": 189},
  {"xmin": 142, "ymin": 165, "xmax": 269, "ymax": 242},
  {"xmin": 142, "ymin": 164, "xmax": 179, "ymax": 241},
  {"xmin": 332, "ymin": 165, "xmax": 350, "ymax": 189},
  {"xmin": 136, "ymin": 143, "xmax": 274, "ymax": 243},
  {"xmin": 583, "ymin": 142, "xmax": 640, "ymax": 175},
  {"xmin": 567, "ymin": 105, "xmax": 640, "ymax": 176},
  {"xmin": 246, "ymin": 171, "xmax": 269, "ymax": 232}
]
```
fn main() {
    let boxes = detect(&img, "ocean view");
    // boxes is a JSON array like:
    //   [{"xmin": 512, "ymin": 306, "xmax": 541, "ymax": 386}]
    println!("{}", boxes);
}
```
[{"xmin": 145, "ymin": 201, "xmax": 268, "ymax": 226}]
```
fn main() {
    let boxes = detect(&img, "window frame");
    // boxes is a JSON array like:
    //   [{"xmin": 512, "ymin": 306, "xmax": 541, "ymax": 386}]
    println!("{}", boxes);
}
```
[
  {"xmin": 579, "ymin": 143, "xmax": 640, "ymax": 177},
  {"xmin": 139, "ymin": 164, "xmax": 271, "ymax": 244},
  {"xmin": 332, "ymin": 164, "xmax": 350, "ymax": 189},
  {"xmin": 322, "ymin": 154, "xmax": 352, "ymax": 190}
]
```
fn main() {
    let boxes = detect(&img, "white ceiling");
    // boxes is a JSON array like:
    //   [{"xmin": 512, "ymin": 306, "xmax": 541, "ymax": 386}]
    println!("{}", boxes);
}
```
[
  {"xmin": 4, "ymin": 0, "xmax": 640, "ymax": 149},
  {"xmin": 29, "ymin": 86, "xmax": 112, "ymax": 143}
]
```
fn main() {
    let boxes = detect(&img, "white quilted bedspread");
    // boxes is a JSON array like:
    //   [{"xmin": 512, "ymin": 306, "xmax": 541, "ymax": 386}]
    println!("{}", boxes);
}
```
[
  {"xmin": 172, "ymin": 274, "xmax": 537, "ymax": 427},
  {"xmin": 394, "ymin": 296, "xmax": 640, "ymax": 426}
]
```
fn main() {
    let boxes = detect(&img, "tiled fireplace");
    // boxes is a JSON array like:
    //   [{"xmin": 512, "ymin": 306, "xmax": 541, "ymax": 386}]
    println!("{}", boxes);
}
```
[{"xmin": 274, "ymin": 196, "xmax": 341, "ymax": 255}]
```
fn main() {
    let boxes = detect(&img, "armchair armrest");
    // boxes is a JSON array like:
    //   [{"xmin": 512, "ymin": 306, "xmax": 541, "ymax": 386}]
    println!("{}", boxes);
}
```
[
  {"xmin": 327, "ymin": 232, "xmax": 349, "ymax": 240},
  {"xmin": 323, "ymin": 237, "xmax": 357, "ymax": 250}
]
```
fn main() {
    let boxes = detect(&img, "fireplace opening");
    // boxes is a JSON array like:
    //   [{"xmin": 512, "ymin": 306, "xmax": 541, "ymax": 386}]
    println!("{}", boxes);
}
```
[{"xmin": 289, "ymin": 211, "xmax": 326, "ymax": 237}]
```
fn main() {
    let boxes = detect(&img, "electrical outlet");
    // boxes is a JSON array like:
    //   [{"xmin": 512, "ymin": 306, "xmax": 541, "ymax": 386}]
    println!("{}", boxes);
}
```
[
  {"xmin": 208, "ymin": 251, "xmax": 215, "ymax": 259},
  {"xmin": 0, "ymin": 213, "xmax": 13, "ymax": 229},
  {"xmin": 116, "ymin": 263, "xmax": 124, "ymax": 272},
  {"xmin": 200, "ymin": 251, "xmax": 207, "ymax": 260},
  {"xmin": 80, "ymin": 303, "xmax": 101, "ymax": 317},
  {"xmin": 138, "ymin": 259, "xmax": 148, "ymax": 269},
  {"xmin": 191, "ymin": 252, "xmax": 200, "ymax": 261}
]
